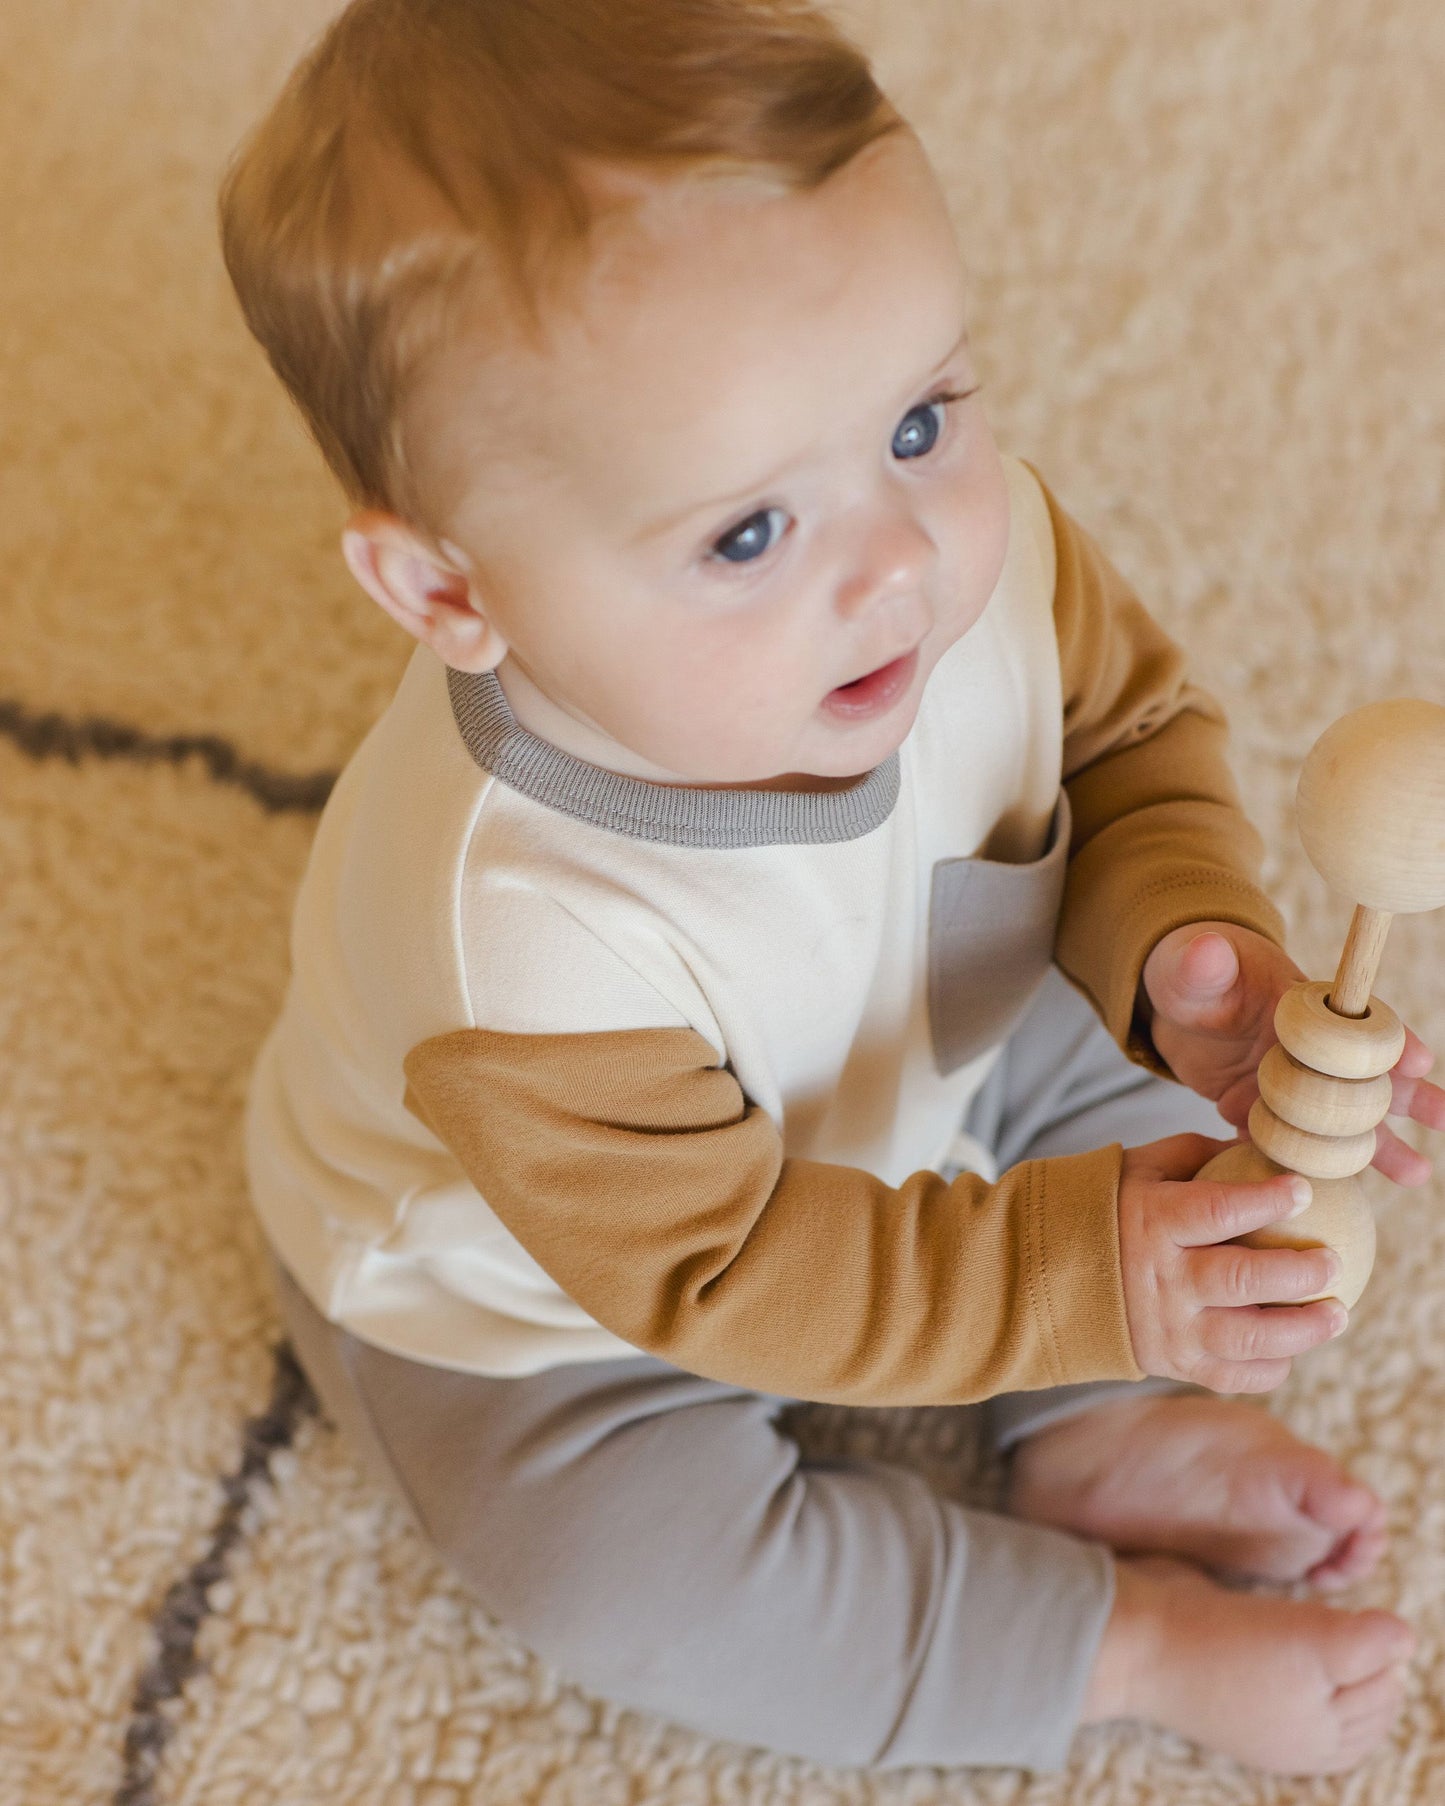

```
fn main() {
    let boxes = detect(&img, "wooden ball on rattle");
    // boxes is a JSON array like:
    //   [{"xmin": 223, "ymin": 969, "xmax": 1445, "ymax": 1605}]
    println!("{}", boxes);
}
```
[{"xmin": 1295, "ymin": 698, "xmax": 1445, "ymax": 917}]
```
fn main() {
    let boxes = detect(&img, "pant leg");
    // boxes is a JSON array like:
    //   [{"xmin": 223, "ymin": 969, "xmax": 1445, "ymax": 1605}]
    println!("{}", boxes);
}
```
[
  {"xmin": 273, "ymin": 1257, "xmax": 1110, "ymax": 1771},
  {"xmin": 960, "ymin": 965, "xmax": 1230, "ymax": 1450}
]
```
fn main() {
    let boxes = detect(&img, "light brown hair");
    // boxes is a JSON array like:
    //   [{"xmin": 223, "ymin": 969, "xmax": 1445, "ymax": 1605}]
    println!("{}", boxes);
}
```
[{"xmin": 218, "ymin": 0, "xmax": 903, "ymax": 534}]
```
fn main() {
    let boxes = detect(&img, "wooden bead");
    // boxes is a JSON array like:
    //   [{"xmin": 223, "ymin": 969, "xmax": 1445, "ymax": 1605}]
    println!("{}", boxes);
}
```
[
  {"xmin": 1257, "ymin": 1044, "xmax": 1394, "ymax": 1138},
  {"xmin": 1247, "ymin": 1097, "xmax": 1376, "ymax": 1178},
  {"xmin": 1197, "ymin": 1141, "xmax": 1375, "ymax": 1311},
  {"xmin": 1274, "ymin": 980, "xmax": 1405, "ymax": 1080},
  {"xmin": 1296, "ymin": 699, "xmax": 1445, "ymax": 913}
]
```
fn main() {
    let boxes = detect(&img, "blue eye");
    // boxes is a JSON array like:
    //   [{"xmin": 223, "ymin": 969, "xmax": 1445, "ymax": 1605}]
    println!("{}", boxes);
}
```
[
  {"xmin": 711, "ymin": 505, "xmax": 787, "ymax": 565},
  {"xmin": 892, "ymin": 399, "xmax": 946, "ymax": 460}
]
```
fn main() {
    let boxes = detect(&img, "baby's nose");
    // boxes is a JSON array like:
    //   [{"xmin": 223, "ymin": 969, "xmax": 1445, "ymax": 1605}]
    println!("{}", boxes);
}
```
[{"xmin": 834, "ymin": 502, "xmax": 936, "ymax": 620}]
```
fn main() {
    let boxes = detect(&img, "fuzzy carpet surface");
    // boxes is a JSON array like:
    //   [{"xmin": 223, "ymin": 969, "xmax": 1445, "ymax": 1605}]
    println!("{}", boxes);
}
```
[{"xmin": 6, "ymin": 2, "xmax": 1445, "ymax": 1801}]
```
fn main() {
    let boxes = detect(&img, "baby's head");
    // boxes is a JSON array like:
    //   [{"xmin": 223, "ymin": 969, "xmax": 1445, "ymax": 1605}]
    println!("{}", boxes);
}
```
[{"xmin": 220, "ymin": 0, "xmax": 1010, "ymax": 788}]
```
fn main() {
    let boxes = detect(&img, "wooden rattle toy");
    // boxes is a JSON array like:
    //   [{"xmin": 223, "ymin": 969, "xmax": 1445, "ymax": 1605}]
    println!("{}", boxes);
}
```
[{"xmin": 1197, "ymin": 699, "xmax": 1445, "ymax": 1312}]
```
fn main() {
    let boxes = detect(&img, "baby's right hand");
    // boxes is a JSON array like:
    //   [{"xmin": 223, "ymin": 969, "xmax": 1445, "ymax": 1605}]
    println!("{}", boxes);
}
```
[{"xmin": 1117, "ymin": 1134, "xmax": 1347, "ymax": 1393}]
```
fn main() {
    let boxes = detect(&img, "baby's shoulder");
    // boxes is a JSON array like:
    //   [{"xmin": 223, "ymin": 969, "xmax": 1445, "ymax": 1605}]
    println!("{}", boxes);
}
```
[{"xmin": 292, "ymin": 652, "xmax": 704, "ymax": 1060}]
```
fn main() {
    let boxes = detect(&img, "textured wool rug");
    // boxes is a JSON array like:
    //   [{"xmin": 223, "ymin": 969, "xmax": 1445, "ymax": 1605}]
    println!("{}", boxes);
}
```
[{"xmin": 7, "ymin": 1, "xmax": 1445, "ymax": 1801}]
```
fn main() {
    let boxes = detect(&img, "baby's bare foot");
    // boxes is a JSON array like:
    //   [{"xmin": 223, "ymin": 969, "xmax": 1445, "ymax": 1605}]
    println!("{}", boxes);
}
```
[
  {"xmin": 1084, "ymin": 1556, "xmax": 1414, "ymax": 1773},
  {"xmin": 1009, "ymin": 1393, "xmax": 1386, "ymax": 1587}
]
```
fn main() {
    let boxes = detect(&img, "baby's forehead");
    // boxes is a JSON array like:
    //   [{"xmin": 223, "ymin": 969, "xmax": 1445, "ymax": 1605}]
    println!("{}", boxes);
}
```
[{"xmin": 417, "ymin": 134, "xmax": 968, "ymax": 528}]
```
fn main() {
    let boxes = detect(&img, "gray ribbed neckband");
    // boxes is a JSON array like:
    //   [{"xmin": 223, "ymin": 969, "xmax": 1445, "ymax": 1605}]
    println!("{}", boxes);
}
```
[{"xmin": 447, "ymin": 667, "xmax": 900, "ymax": 848}]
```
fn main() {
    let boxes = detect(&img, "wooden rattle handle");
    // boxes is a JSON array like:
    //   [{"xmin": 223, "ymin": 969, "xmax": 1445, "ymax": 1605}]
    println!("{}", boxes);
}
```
[{"xmin": 1330, "ymin": 904, "xmax": 1394, "ymax": 1019}]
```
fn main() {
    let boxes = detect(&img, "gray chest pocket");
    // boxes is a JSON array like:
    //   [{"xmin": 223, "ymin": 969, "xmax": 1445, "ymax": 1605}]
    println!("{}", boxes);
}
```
[{"xmin": 927, "ymin": 790, "xmax": 1071, "ymax": 1075}]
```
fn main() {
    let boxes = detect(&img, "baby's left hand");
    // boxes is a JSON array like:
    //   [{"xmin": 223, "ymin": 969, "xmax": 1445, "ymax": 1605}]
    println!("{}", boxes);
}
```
[{"xmin": 1140, "ymin": 921, "xmax": 1445, "ymax": 1187}]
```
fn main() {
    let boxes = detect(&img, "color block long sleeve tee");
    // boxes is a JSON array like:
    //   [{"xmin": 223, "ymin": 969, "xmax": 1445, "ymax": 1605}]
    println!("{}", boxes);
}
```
[{"xmin": 244, "ymin": 456, "xmax": 1285, "ymax": 1399}]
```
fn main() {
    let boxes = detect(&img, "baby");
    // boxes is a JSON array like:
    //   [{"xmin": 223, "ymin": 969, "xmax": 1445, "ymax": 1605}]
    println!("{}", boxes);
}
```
[{"xmin": 223, "ymin": 0, "xmax": 1441, "ymax": 1776}]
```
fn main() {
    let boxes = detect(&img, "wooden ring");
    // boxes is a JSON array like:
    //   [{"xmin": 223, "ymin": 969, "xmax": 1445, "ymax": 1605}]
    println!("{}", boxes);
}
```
[
  {"xmin": 1248, "ymin": 1096, "xmax": 1377, "ymax": 1178},
  {"xmin": 1257, "ymin": 1044, "xmax": 1394, "ymax": 1138},
  {"xmin": 1273, "ymin": 980, "xmax": 1405, "ymax": 1080}
]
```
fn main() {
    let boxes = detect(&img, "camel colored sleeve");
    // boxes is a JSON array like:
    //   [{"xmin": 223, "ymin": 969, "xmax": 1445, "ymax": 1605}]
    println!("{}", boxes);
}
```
[
  {"xmin": 403, "ymin": 1023, "xmax": 1140, "ymax": 1405},
  {"xmin": 1034, "ymin": 469, "xmax": 1288, "ymax": 1074}
]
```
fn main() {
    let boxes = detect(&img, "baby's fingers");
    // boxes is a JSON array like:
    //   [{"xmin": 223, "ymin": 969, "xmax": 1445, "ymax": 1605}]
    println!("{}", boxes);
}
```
[
  {"xmin": 1372, "ymin": 1121, "xmax": 1431, "ymax": 1188},
  {"xmin": 1197, "ymin": 1298, "xmax": 1347, "ymax": 1364},
  {"xmin": 1191, "ymin": 1240, "xmax": 1340, "ymax": 1306},
  {"xmin": 1173, "ymin": 1170, "xmax": 1312, "ymax": 1248},
  {"xmin": 1395, "ymin": 1023, "xmax": 1435, "ymax": 1080},
  {"xmin": 1390, "ymin": 1063, "xmax": 1445, "ymax": 1131}
]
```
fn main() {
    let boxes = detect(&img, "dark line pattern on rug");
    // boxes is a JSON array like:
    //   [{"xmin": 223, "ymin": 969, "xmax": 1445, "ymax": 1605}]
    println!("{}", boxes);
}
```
[
  {"xmin": 0, "ymin": 697, "xmax": 336, "ymax": 812},
  {"xmin": 116, "ymin": 1342, "xmax": 319, "ymax": 1806}
]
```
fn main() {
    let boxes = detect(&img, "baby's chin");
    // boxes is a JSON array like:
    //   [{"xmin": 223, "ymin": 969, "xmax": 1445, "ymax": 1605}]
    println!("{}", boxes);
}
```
[
  {"xmin": 632, "ymin": 663, "xmax": 930, "ymax": 790},
  {"xmin": 735, "ymin": 731, "xmax": 914, "ymax": 794},
  {"xmin": 807, "ymin": 653, "xmax": 930, "ymax": 769},
  {"xmin": 681, "ymin": 729, "xmax": 908, "ymax": 793}
]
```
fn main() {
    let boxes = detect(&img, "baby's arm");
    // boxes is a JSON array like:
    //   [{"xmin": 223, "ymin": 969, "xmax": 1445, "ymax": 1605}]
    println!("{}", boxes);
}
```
[
  {"xmin": 1033, "ymin": 466, "xmax": 1285, "ymax": 1074},
  {"xmin": 1036, "ymin": 471, "xmax": 1445, "ymax": 1179},
  {"xmin": 403, "ymin": 1023, "xmax": 1336, "ymax": 1405},
  {"xmin": 404, "ymin": 1019, "xmax": 1124, "ymax": 1404}
]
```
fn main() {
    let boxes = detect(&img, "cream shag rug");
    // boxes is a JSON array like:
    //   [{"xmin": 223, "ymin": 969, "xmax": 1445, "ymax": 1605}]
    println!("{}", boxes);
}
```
[{"xmin": 6, "ymin": 2, "xmax": 1445, "ymax": 1800}]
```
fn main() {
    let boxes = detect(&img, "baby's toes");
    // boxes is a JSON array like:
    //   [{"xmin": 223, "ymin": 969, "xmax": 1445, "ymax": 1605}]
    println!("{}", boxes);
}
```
[
  {"xmin": 1300, "ymin": 1464, "xmax": 1385, "ymax": 1538},
  {"xmin": 1310, "ymin": 1518, "xmax": 1389, "ymax": 1591},
  {"xmin": 1330, "ymin": 1662, "xmax": 1410, "ymax": 1765},
  {"xmin": 1293, "ymin": 1463, "xmax": 1386, "ymax": 1569},
  {"xmin": 1221, "ymin": 1446, "xmax": 1380, "ymax": 1584},
  {"xmin": 1321, "ymin": 1609, "xmax": 1415, "ymax": 1690}
]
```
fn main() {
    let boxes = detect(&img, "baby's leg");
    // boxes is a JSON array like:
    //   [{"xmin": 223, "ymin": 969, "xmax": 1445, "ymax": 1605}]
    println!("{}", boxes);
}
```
[
  {"xmin": 275, "ymin": 1258, "xmax": 1410, "ymax": 1775},
  {"xmin": 274, "ymin": 1258, "xmax": 1111, "ymax": 1772},
  {"xmin": 964, "ymin": 969, "xmax": 1386, "ymax": 1588}
]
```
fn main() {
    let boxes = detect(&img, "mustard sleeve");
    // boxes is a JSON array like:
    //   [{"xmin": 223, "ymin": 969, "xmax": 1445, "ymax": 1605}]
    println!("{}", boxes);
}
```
[
  {"xmin": 1031, "ymin": 466, "xmax": 1288, "ymax": 1074},
  {"xmin": 403, "ymin": 1022, "xmax": 1141, "ymax": 1405}
]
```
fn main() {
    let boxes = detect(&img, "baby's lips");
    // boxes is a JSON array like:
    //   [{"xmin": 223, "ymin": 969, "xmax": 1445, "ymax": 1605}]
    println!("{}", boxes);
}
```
[{"xmin": 819, "ymin": 647, "xmax": 919, "ymax": 720}]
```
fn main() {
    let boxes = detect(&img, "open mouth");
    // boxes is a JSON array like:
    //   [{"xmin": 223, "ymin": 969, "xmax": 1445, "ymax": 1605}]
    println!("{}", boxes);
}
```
[{"xmin": 822, "ymin": 647, "xmax": 920, "ymax": 720}]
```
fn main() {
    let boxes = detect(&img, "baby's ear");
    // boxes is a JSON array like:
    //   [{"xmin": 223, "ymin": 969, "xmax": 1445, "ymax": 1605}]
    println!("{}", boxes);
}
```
[{"xmin": 340, "ymin": 511, "xmax": 508, "ymax": 672}]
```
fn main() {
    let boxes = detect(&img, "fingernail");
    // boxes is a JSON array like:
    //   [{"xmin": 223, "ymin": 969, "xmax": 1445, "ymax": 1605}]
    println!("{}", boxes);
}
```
[
  {"xmin": 1328, "ymin": 1306, "xmax": 1349, "ymax": 1338},
  {"xmin": 1288, "ymin": 1178, "xmax": 1314, "ymax": 1217},
  {"xmin": 1324, "ymin": 1252, "xmax": 1343, "ymax": 1283}
]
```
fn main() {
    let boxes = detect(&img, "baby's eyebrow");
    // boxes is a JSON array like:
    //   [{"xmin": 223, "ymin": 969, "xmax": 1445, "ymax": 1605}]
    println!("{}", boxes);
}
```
[
  {"xmin": 631, "ymin": 322, "xmax": 971, "ymax": 545},
  {"xmin": 633, "ymin": 454, "xmax": 804, "ymax": 546}
]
